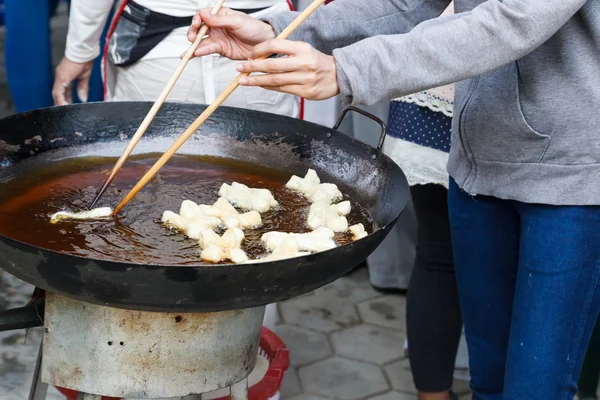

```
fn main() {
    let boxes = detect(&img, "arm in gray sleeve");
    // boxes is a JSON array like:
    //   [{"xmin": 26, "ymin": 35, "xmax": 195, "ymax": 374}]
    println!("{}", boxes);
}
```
[
  {"xmin": 332, "ymin": 0, "xmax": 588, "ymax": 105},
  {"xmin": 263, "ymin": 0, "xmax": 451, "ymax": 55}
]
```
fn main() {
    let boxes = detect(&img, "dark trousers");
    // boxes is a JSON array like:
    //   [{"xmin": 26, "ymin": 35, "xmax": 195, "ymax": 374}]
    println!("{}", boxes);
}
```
[
  {"xmin": 579, "ymin": 318, "xmax": 600, "ymax": 398},
  {"xmin": 407, "ymin": 184, "xmax": 463, "ymax": 392}
]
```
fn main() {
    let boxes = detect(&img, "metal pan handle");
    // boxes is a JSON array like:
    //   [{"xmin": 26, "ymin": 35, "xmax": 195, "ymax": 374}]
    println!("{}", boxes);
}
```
[
  {"xmin": 0, "ymin": 293, "xmax": 44, "ymax": 332},
  {"xmin": 332, "ymin": 106, "xmax": 387, "ymax": 152},
  {"xmin": 0, "ymin": 304, "xmax": 44, "ymax": 332}
]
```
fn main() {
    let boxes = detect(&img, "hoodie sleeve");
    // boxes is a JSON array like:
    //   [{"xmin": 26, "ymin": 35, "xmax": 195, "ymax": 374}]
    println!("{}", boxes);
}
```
[
  {"xmin": 331, "ymin": 0, "xmax": 588, "ymax": 105},
  {"xmin": 65, "ymin": 0, "xmax": 114, "ymax": 63},
  {"xmin": 263, "ymin": 0, "xmax": 452, "ymax": 55}
]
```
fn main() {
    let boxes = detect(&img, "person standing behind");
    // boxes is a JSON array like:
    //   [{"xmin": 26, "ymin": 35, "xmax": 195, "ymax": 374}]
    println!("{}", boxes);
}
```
[
  {"xmin": 389, "ymin": 83, "xmax": 462, "ymax": 400},
  {"xmin": 52, "ymin": 0, "xmax": 299, "ymax": 119},
  {"xmin": 383, "ymin": 5, "xmax": 463, "ymax": 394},
  {"xmin": 4, "ymin": 0, "xmax": 106, "ymax": 112}
]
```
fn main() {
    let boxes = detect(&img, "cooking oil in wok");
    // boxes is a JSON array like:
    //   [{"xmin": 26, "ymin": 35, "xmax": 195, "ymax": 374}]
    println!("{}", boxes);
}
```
[{"xmin": 0, "ymin": 154, "xmax": 373, "ymax": 265}]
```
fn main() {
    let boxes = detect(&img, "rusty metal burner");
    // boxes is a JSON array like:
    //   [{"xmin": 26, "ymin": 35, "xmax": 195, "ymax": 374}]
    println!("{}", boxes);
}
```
[{"xmin": 26, "ymin": 293, "xmax": 264, "ymax": 399}]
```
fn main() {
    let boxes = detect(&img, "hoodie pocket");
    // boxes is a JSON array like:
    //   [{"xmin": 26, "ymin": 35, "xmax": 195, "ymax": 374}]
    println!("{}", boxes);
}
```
[{"xmin": 461, "ymin": 63, "xmax": 550, "ymax": 164}]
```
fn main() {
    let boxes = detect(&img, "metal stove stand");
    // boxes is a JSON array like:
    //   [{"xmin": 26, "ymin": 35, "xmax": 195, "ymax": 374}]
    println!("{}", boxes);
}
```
[{"xmin": 1, "ymin": 292, "xmax": 259, "ymax": 400}]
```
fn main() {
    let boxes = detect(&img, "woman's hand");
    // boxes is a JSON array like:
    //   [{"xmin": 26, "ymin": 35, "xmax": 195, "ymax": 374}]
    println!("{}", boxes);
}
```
[
  {"xmin": 187, "ymin": 8, "xmax": 277, "ymax": 60},
  {"xmin": 52, "ymin": 57, "xmax": 94, "ymax": 106},
  {"xmin": 235, "ymin": 39, "xmax": 339, "ymax": 100},
  {"xmin": 187, "ymin": 8, "xmax": 339, "ymax": 100}
]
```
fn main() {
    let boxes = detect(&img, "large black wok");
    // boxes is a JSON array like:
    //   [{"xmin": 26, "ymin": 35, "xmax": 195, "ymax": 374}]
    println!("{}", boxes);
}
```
[{"xmin": 0, "ymin": 102, "xmax": 408, "ymax": 313}]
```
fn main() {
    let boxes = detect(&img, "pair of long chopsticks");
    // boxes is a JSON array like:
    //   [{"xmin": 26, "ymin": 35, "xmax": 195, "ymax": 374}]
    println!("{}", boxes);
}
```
[
  {"xmin": 89, "ymin": 0, "xmax": 227, "ymax": 209},
  {"xmin": 110, "ymin": 0, "xmax": 327, "ymax": 216}
]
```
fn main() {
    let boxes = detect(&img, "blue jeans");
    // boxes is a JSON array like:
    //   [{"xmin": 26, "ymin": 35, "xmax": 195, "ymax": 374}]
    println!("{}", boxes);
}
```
[
  {"xmin": 448, "ymin": 178, "xmax": 600, "ymax": 399},
  {"xmin": 4, "ymin": 0, "xmax": 106, "ymax": 112}
]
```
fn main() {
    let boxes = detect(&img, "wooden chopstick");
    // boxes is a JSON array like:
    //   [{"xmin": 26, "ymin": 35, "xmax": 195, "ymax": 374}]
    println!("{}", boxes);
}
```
[
  {"xmin": 111, "ymin": 0, "xmax": 327, "ymax": 215},
  {"xmin": 88, "ymin": 0, "xmax": 227, "ymax": 210}
]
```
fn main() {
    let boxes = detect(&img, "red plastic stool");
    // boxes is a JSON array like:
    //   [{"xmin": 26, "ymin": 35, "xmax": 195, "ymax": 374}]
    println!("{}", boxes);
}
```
[
  {"xmin": 55, "ymin": 327, "xmax": 290, "ymax": 400},
  {"xmin": 55, "ymin": 387, "xmax": 119, "ymax": 400}
]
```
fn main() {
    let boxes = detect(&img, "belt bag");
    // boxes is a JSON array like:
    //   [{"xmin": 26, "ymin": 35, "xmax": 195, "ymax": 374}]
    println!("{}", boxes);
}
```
[
  {"xmin": 108, "ymin": 0, "xmax": 193, "ymax": 67},
  {"xmin": 109, "ymin": 1, "xmax": 271, "ymax": 67}
]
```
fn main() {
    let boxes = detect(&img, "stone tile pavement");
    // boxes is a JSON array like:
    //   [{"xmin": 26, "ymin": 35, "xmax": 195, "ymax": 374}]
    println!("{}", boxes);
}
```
[{"xmin": 275, "ymin": 267, "xmax": 471, "ymax": 400}]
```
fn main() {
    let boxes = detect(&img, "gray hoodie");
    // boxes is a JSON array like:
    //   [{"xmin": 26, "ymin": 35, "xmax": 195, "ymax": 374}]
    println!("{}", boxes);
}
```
[{"xmin": 266, "ymin": 0, "xmax": 599, "ymax": 205}]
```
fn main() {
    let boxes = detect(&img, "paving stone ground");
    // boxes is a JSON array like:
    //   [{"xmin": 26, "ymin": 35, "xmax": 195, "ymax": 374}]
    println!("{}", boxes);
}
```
[{"xmin": 275, "ymin": 268, "xmax": 471, "ymax": 400}]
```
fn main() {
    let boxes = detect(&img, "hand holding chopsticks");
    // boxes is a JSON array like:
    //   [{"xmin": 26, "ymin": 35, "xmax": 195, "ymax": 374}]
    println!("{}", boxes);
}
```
[
  {"xmin": 89, "ymin": 0, "xmax": 227, "ymax": 209},
  {"xmin": 236, "ymin": 39, "xmax": 340, "ymax": 101},
  {"xmin": 111, "ymin": 0, "xmax": 327, "ymax": 215}
]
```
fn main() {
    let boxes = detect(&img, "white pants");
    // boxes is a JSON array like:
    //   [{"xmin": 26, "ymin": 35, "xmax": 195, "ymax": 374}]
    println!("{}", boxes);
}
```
[{"xmin": 107, "ymin": 56, "xmax": 300, "ymax": 118}]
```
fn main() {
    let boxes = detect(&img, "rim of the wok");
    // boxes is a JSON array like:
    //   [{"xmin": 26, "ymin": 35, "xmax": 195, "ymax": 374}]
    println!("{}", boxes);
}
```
[{"xmin": 0, "ymin": 101, "xmax": 407, "ymax": 270}]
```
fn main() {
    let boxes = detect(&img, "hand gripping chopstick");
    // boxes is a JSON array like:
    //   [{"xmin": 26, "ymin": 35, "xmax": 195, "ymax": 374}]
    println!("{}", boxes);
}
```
[
  {"xmin": 88, "ymin": 0, "xmax": 227, "ymax": 210},
  {"xmin": 111, "ymin": 0, "xmax": 327, "ymax": 216}
]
